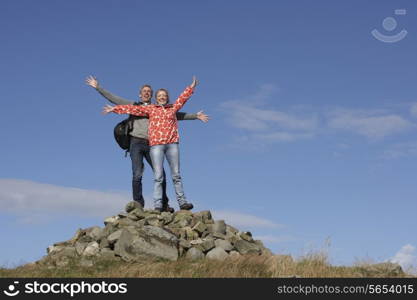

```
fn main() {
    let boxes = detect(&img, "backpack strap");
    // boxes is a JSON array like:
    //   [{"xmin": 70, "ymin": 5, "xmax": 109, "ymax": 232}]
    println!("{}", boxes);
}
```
[{"xmin": 125, "ymin": 102, "xmax": 141, "ymax": 156}]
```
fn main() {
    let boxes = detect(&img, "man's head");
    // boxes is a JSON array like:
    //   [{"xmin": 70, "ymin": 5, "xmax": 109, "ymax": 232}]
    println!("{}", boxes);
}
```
[
  {"xmin": 155, "ymin": 88, "xmax": 169, "ymax": 105},
  {"xmin": 139, "ymin": 84, "xmax": 153, "ymax": 103}
]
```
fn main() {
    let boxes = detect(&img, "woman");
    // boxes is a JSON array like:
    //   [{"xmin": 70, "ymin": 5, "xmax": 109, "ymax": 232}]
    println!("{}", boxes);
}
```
[{"xmin": 103, "ymin": 76, "xmax": 199, "ymax": 211}]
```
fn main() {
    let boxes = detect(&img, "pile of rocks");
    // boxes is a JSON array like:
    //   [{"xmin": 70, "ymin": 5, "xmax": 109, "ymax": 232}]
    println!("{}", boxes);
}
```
[{"xmin": 40, "ymin": 201, "xmax": 272, "ymax": 267}]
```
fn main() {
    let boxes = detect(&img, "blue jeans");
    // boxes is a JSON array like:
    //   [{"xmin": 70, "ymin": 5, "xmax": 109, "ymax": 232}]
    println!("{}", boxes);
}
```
[
  {"xmin": 150, "ymin": 143, "xmax": 188, "ymax": 208},
  {"xmin": 129, "ymin": 138, "xmax": 169, "ymax": 206}
]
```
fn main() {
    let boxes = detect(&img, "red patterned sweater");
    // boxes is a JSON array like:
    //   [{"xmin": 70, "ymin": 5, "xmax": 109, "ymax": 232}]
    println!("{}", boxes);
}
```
[{"xmin": 112, "ymin": 86, "xmax": 194, "ymax": 146}]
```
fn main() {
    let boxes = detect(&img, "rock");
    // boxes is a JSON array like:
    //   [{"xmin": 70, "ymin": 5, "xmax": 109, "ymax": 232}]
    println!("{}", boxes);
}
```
[
  {"xmin": 185, "ymin": 227, "xmax": 199, "ymax": 241},
  {"xmin": 226, "ymin": 234, "xmax": 240, "ymax": 245},
  {"xmin": 254, "ymin": 240, "xmax": 273, "ymax": 256},
  {"xmin": 239, "ymin": 231, "xmax": 254, "ymax": 242},
  {"xmin": 160, "ymin": 212, "xmax": 174, "ymax": 224},
  {"xmin": 69, "ymin": 229, "xmax": 83, "ymax": 244},
  {"xmin": 130, "ymin": 208, "xmax": 147, "ymax": 220},
  {"xmin": 104, "ymin": 216, "xmax": 119, "ymax": 226},
  {"xmin": 213, "ymin": 220, "xmax": 226, "ymax": 235},
  {"xmin": 179, "ymin": 240, "xmax": 192, "ymax": 249},
  {"xmin": 136, "ymin": 219, "xmax": 147, "ymax": 227},
  {"xmin": 214, "ymin": 239, "xmax": 233, "ymax": 252},
  {"xmin": 190, "ymin": 239, "xmax": 203, "ymax": 245},
  {"xmin": 50, "ymin": 246, "xmax": 77, "ymax": 258},
  {"xmin": 100, "ymin": 223, "xmax": 118, "ymax": 239},
  {"xmin": 226, "ymin": 225, "xmax": 239, "ymax": 235},
  {"xmin": 75, "ymin": 241, "xmax": 88, "ymax": 256},
  {"xmin": 127, "ymin": 213, "xmax": 139, "ymax": 221},
  {"xmin": 145, "ymin": 216, "xmax": 161, "ymax": 227},
  {"xmin": 77, "ymin": 234, "xmax": 93, "ymax": 244},
  {"xmin": 145, "ymin": 209, "xmax": 161, "ymax": 215},
  {"xmin": 176, "ymin": 219, "xmax": 191, "ymax": 228},
  {"xmin": 41, "ymin": 208, "xmax": 273, "ymax": 266},
  {"xmin": 206, "ymin": 224, "xmax": 214, "ymax": 234},
  {"xmin": 114, "ymin": 227, "xmax": 179, "ymax": 262},
  {"xmin": 125, "ymin": 201, "xmax": 143, "ymax": 213},
  {"xmin": 173, "ymin": 212, "xmax": 193, "ymax": 227},
  {"xmin": 100, "ymin": 248, "xmax": 116, "ymax": 259},
  {"xmin": 229, "ymin": 251, "xmax": 241, "ymax": 259},
  {"xmin": 212, "ymin": 232, "xmax": 226, "ymax": 239},
  {"xmin": 47, "ymin": 245, "xmax": 64, "ymax": 255},
  {"xmin": 142, "ymin": 226, "xmax": 179, "ymax": 244},
  {"xmin": 254, "ymin": 239, "xmax": 266, "ymax": 248},
  {"xmin": 192, "ymin": 211, "xmax": 213, "ymax": 226},
  {"xmin": 53, "ymin": 240, "xmax": 72, "ymax": 247},
  {"xmin": 107, "ymin": 229, "xmax": 123, "ymax": 244},
  {"xmin": 192, "ymin": 221, "xmax": 208, "ymax": 235},
  {"xmin": 174, "ymin": 228, "xmax": 186, "ymax": 240},
  {"xmin": 117, "ymin": 218, "xmax": 136, "ymax": 228},
  {"xmin": 86, "ymin": 226, "xmax": 102, "ymax": 241},
  {"xmin": 234, "ymin": 240, "xmax": 261, "ymax": 255},
  {"xmin": 99, "ymin": 238, "xmax": 110, "ymax": 249},
  {"xmin": 83, "ymin": 242, "xmax": 100, "ymax": 256},
  {"xmin": 185, "ymin": 247, "xmax": 205, "ymax": 260},
  {"xmin": 199, "ymin": 210, "xmax": 213, "ymax": 223},
  {"xmin": 200, "ymin": 238, "xmax": 215, "ymax": 252},
  {"xmin": 206, "ymin": 247, "xmax": 229, "ymax": 261},
  {"xmin": 201, "ymin": 231, "xmax": 212, "ymax": 239}
]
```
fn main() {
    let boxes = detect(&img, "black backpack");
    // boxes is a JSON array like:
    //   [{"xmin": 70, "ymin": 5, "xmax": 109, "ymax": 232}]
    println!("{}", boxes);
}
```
[{"xmin": 113, "ymin": 102, "xmax": 140, "ymax": 152}]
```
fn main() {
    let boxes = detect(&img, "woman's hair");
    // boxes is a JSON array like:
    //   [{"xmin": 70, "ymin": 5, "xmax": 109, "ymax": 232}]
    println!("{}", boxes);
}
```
[{"xmin": 155, "ymin": 88, "xmax": 170, "ymax": 103}]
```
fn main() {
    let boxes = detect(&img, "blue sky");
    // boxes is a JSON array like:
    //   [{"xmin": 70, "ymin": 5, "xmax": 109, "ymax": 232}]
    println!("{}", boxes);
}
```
[{"xmin": 1, "ymin": 0, "xmax": 416, "ymax": 271}]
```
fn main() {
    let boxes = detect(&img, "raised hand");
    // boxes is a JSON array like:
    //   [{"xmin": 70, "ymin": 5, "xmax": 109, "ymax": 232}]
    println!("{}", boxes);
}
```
[
  {"xmin": 102, "ymin": 105, "xmax": 115, "ymax": 114},
  {"xmin": 190, "ymin": 76, "xmax": 199, "ymax": 89},
  {"xmin": 196, "ymin": 110, "xmax": 210, "ymax": 123},
  {"xmin": 86, "ymin": 75, "xmax": 99, "ymax": 89}
]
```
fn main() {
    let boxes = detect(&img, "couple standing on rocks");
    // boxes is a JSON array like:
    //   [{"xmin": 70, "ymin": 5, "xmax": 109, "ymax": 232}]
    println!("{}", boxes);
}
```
[{"xmin": 86, "ymin": 75, "xmax": 209, "ymax": 213}]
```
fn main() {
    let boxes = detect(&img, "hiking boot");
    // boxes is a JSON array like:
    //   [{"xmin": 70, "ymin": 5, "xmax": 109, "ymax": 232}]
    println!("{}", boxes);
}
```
[
  {"xmin": 163, "ymin": 205, "xmax": 175, "ymax": 213},
  {"xmin": 179, "ymin": 203, "xmax": 194, "ymax": 211},
  {"xmin": 154, "ymin": 207, "xmax": 163, "ymax": 213},
  {"xmin": 162, "ymin": 197, "xmax": 174, "ymax": 213}
]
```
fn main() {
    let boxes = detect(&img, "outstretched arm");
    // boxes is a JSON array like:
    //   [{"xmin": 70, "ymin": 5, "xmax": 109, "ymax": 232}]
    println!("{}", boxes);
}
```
[
  {"xmin": 86, "ymin": 75, "xmax": 134, "ymax": 105},
  {"xmin": 102, "ymin": 104, "xmax": 150, "ymax": 116},
  {"xmin": 176, "ymin": 111, "xmax": 209, "ymax": 122},
  {"xmin": 172, "ymin": 76, "xmax": 199, "ymax": 112}
]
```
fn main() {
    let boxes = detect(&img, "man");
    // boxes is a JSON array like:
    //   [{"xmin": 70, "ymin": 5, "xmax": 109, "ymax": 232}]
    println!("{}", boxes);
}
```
[{"xmin": 86, "ymin": 76, "xmax": 209, "ymax": 212}]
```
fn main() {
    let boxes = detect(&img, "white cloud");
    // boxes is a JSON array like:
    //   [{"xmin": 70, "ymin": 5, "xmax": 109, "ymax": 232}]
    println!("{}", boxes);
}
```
[
  {"xmin": 390, "ymin": 244, "xmax": 417, "ymax": 271},
  {"xmin": 0, "ymin": 179, "xmax": 130, "ymax": 222},
  {"xmin": 254, "ymin": 235, "xmax": 295, "ymax": 243},
  {"xmin": 254, "ymin": 132, "xmax": 314, "ymax": 142},
  {"xmin": 410, "ymin": 103, "xmax": 417, "ymax": 117},
  {"xmin": 327, "ymin": 109, "xmax": 414, "ymax": 139},
  {"xmin": 221, "ymin": 85, "xmax": 417, "ymax": 146},
  {"xmin": 221, "ymin": 104, "xmax": 318, "ymax": 132},
  {"xmin": 212, "ymin": 210, "xmax": 283, "ymax": 229},
  {"xmin": 1, "ymin": 179, "xmax": 285, "ymax": 231},
  {"xmin": 381, "ymin": 141, "xmax": 417, "ymax": 159},
  {"xmin": 219, "ymin": 84, "xmax": 318, "ymax": 144}
]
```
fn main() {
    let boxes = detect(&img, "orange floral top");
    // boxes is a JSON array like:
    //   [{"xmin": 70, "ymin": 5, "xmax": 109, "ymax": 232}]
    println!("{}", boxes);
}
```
[{"xmin": 112, "ymin": 86, "xmax": 194, "ymax": 146}]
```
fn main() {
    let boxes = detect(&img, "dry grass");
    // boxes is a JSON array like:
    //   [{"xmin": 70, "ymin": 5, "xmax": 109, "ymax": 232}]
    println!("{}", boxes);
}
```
[{"xmin": 1, "ymin": 253, "xmax": 415, "ymax": 278}]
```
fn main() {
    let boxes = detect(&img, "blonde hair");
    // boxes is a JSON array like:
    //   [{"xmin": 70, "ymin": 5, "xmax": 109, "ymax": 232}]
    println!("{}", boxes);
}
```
[{"xmin": 155, "ymin": 88, "xmax": 170, "ymax": 103}]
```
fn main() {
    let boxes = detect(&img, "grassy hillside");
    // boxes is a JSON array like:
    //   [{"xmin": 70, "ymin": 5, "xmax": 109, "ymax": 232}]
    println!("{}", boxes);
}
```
[{"xmin": 1, "ymin": 253, "xmax": 414, "ymax": 278}]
